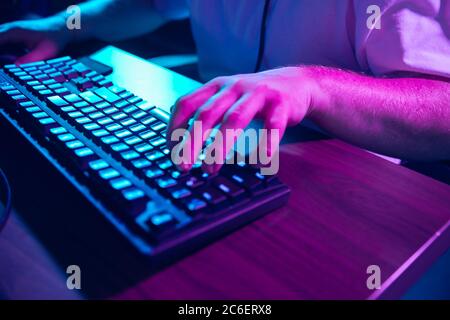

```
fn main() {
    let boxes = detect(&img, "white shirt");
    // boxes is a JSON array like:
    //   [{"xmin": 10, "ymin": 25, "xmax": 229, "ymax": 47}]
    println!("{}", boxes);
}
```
[{"xmin": 152, "ymin": 0, "xmax": 450, "ymax": 81}]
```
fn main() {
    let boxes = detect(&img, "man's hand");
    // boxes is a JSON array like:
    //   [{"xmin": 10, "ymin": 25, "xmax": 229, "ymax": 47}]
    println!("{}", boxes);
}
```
[
  {"xmin": 167, "ymin": 67, "xmax": 319, "ymax": 173},
  {"xmin": 169, "ymin": 65, "xmax": 450, "ymax": 167},
  {"xmin": 0, "ymin": 16, "xmax": 69, "ymax": 64}
]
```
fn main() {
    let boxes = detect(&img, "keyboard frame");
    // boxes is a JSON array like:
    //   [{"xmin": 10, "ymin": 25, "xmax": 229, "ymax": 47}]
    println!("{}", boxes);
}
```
[{"xmin": 0, "ymin": 63, "xmax": 290, "ymax": 262}]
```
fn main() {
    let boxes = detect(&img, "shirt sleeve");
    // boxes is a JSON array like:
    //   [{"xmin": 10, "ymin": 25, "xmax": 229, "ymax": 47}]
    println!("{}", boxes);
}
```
[
  {"xmin": 354, "ymin": 0, "xmax": 450, "ymax": 78},
  {"xmin": 151, "ymin": 0, "xmax": 190, "ymax": 20}
]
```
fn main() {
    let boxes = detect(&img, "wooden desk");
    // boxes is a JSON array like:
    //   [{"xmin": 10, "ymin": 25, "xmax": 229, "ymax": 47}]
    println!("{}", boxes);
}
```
[{"xmin": 1, "ymin": 47, "xmax": 449, "ymax": 299}]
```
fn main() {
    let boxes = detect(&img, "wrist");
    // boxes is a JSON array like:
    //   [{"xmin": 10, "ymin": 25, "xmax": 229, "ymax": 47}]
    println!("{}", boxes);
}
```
[{"xmin": 299, "ymin": 65, "xmax": 332, "ymax": 122}]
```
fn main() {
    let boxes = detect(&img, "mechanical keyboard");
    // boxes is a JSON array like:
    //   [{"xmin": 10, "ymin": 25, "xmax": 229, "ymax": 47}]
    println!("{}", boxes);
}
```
[{"xmin": 0, "ymin": 56, "xmax": 290, "ymax": 261}]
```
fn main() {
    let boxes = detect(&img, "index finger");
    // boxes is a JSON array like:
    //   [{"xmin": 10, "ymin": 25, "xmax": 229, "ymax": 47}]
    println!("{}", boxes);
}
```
[{"xmin": 167, "ymin": 81, "xmax": 220, "ymax": 146}]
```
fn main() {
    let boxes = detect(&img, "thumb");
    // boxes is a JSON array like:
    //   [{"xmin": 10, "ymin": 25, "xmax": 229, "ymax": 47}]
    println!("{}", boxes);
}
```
[{"xmin": 15, "ymin": 39, "xmax": 58, "ymax": 64}]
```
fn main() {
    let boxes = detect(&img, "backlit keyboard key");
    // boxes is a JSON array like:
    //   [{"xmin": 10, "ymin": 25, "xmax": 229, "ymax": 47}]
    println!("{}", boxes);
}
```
[
  {"xmin": 169, "ymin": 187, "xmax": 191, "ymax": 199},
  {"xmin": 183, "ymin": 198, "xmax": 207, "ymax": 214},
  {"xmin": 58, "ymin": 133, "xmax": 75, "ymax": 142},
  {"xmin": 80, "ymin": 91, "xmax": 102, "ymax": 104},
  {"xmin": 99, "ymin": 168, "xmax": 120, "ymax": 180},
  {"xmin": 111, "ymin": 143, "xmax": 129, "ymax": 152},
  {"xmin": 145, "ymin": 212, "xmax": 176, "ymax": 233},
  {"xmin": 149, "ymin": 137, "xmax": 165, "ymax": 147},
  {"xmin": 66, "ymin": 140, "xmax": 85, "ymax": 149},
  {"xmin": 144, "ymin": 167, "xmax": 164, "ymax": 179},
  {"xmin": 141, "ymin": 116, "xmax": 157, "ymax": 125},
  {"xmin": 135, "ymin": 143, "xmax": 153, "ymax": 153},
  {"xmin": 110, "ymin": 177, "xmax": 132, "ymax": 190},
  {"xmin": 94, "ymin": 87, "xmax": 120, "ymax": 103},
  {"xmin": 131, "ymin": 158, "xmax": 151, "ymax": 169},
  {"xmin": 145, "ymin": 150, "xmax": 164, "ymax": 161},
  {"xmin": 89, "ymin": 159, "xmax": 109, "ymax": 171},
  {"xmin": 156, "ymin": 177, "xmax": 177, "ymax": 189},
  {"xmin": 121, "ymin": 150, "xmax": 139, "ymax": 160},
  {"xmin": 124, "ymin": 136, "xmax": 142, "ymax": 145},
  {"xmin": 115, "ymin": 129, "xmax": 132, "ymax": 138},
  {"xmin": 139, "ymin": 130, "xmax": 157, "ymax": 140},
  {"xmin": 101, "ymin": 135, "xmax": 120, "ymax": 145}
]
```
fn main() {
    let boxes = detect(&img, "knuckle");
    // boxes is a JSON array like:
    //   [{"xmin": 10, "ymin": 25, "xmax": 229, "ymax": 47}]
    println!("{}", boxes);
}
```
[
  {"xmin": 255, "ymin": 83, "xmax": 269, "ymax": 94},
  {"xmin": 230, "ymin": 79, "xmax": 246, "ymax": 91},
  {"xmin": 211, "ymin": 76, "xmax": 226, "ymax": 83},
  {"xmin": 225, "ymin": 110, "xmax": 243, "ymax": 125},
  {"xmin": 195, "ymin": 107, "xmax": 213, "ymax": 123}
]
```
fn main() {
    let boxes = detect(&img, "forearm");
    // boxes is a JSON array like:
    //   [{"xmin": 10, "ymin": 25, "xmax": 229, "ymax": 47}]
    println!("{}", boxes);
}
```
[
  {"xmin": 306, "ymin": 67, "xmax": 450, "ymax": 161},
  {"xmin": 54, "ymin": 0, "xmax": 168, "ymax": 42}
]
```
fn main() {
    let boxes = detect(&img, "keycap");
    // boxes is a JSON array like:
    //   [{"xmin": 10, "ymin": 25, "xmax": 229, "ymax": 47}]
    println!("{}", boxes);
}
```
[
  {"xmin": 73, "ymin": 147, "xmax": 98, "ymax": 168},
  {"xmin": 145, "ymin": 212, "xmax": 177, "ymax": 233},
  {"xmin": 109, "ymin": 86, "xmax": 126, "ymax": 94},
  {"xmin": 157, "ymin": 159, "xmax": 173, "ymax": 170},
  {"xmin": 115, "ymin": 100, "xmax": 130, "ymax": 109},
  {"xmin": 139, "ymin": 130, "xmax": 157, "ymax": 140},
  {"xmin": 49, "ymin": 71, "xmax": 65, "ymax": 82},
  {"xmin": 184, "ymin": 176, "xmax": 204, "ymax": 189},
  {"xmin": 110, "ymin": 177, "xmax": 132, "ymax": 190},
  {"xmin": 58, "ymin": 133, "xmax": 75, "ymax": 142},
  {"xmin": 222, "ymin": 166, "xmax": 263, "ymax": 192},
  {"xmin": 123, "ymin": 105, "xmax": 138, "ymax": 114},
  {"xmin": 150, "ymin": 108, "xmax": 170, "ymax": 122},
  {"xmin": 150, "ymin": 121, "xmax": 167, "ymax": 132},
  {"xmin": 95, "ymin": 87, "xmax": 120, "ymax": 103},
  {"xmin": 47, "ymin": 56, "xmax": 71, "ymax": 64},
  {"xmin": 149, "ymin": 136, "xmax": 165, "ymax": 147},
  {"xmin": 89, "ymin": 159, "xmax": 109, "ymax": 171},
  {"xmin": 38, "ymin": 89, "xmax": 53, "ymax": 97},
  {"xmin": 47, "ymin": 95, "xmax": 68, "ymax": 107},
  {"xmin": 128, "ymin": 96, "xmax": 142, "ymax": 104},
  {"xmin": 121, "ymin": 150, "xmax": 140, "ymax": 161},
  {"xmin": 112, "ymin": 112, "xmax": 127, "ymax": 120},
  {"xmin": 72, "ymin": 62, "xmax": 91, "ymax": 75},
  {"xmin": 144, "ymin": 167, "xmax": 164, "ymax": 180},
  {"xmin": 156, "ymin": 177, "xmax": 177, "ymax": 189},
  {"xmin": 115, "ymin": 129, "xmax": 132, "ymax": 138},
  {"xmin": 130, "ymin": 124, "xmax": 146, "ymax": 132},
  {"xmin": 64, "ymin": 93, "xmax": 82, "ymax": 103},
  {"xmin": 80, "ymin": 91, "xmax": 102, "ymax": 104},
  {"xmin": 106, "ymin": 123, "xmax": 123, "ymax": 132},
  {"xmin": 124, "ymin": 136, "xmax": 142, "ymax": 146},
  {"xmin": 101, "ymin": 135, "xmax": 120, "ymax": 145},
  {"xmin": 141, "ymin": 116, "xmax": 157, "ymax": 125},
  {"xmin": 145, "ymin": 150, "xmax": 164, "ymax": 161},
  {"xmin": 66, "ymin": 140, "xmax": 85, "ymax": 149},
  {"xmin": 120, "ymin": 187, "xmax": 150, "ymax": 215},
  {"xmin": 197, "ymin": 186, "xmax": 227, "ymax": 206},
  {"xmin": 131, "ymin": 158, "xmax": 151, "ymax": 170},
  {"xmin": 20, "ymin": 60, "xmax": 46, "ymax": 67},
  {"xmin": 135, "ymin": 143, "xmax": 153, "ymax": 153},
  {"xmin": 111, "ymin": 143, "xmax": 130, "ymax": 152},
  {"xmin": 168, "ymin": 187, "xmax": 192, "ymax": 200},
  {"xmin": 99, "ymin": 168, "xmax": 120, "ymax": 180},
  {"xmin": 182, "ymin": 197, "xmax": 207, "ymax": 215},
  {"xmin": 212, "ymin": 176, "xmax": 245, "ymax": 198}
]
